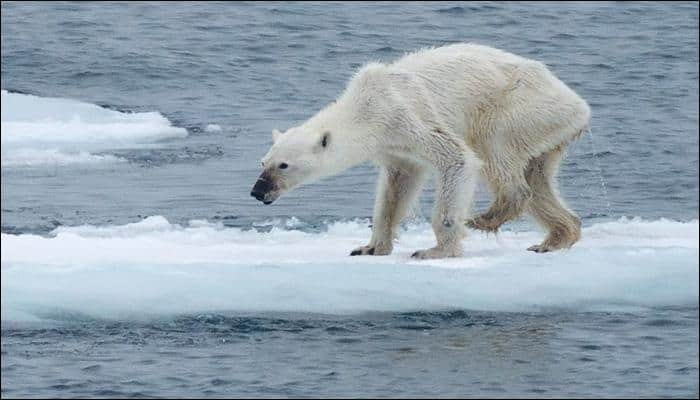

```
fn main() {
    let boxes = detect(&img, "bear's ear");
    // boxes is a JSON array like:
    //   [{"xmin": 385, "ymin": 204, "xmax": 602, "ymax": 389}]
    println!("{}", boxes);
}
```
[{"xmin": 272, "ymin": 129, "xmax": 283, "ymax": 143}]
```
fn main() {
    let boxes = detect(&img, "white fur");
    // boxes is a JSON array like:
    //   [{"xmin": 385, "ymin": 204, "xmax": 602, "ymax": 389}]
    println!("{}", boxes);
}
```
[{"xmin": 260, "ymin": 43, "xmax": 590, "ymax": 258}]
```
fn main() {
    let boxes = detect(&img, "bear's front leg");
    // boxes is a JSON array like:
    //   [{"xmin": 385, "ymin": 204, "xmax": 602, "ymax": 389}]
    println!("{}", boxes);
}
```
[
  {"xmin": 351, "ymin": 162, "xmax": 425, "ymax": 256},
  {"xmin": 412, "ymin": 157, "xmax": 477, "ymax": 260}
]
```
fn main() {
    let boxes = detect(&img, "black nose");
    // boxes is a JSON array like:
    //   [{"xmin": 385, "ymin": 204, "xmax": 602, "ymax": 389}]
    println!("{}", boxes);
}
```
[
  {"xmin": 251, "ymin": 190, "xmax": 265, "ymax": 201},
  {"xmin": 251, "ymin": 178, "xmax": 272, "ymax": 202}
]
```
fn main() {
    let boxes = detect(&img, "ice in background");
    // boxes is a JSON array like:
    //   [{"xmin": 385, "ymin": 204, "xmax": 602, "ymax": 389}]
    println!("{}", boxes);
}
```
[{"xmin": 1, "ymin": 90, "xmax": 186, "ymax": 166}]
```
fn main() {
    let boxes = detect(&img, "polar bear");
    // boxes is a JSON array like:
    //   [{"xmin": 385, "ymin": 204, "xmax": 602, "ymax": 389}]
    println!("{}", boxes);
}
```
[{"xmin": 251, "ymin": 43, "xmax": 590, "ymax": 259}]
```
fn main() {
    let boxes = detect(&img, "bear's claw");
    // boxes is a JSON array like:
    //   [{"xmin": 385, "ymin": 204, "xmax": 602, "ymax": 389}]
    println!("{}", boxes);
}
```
[
  {"xmin": 350, "ymin": 246, "xmax": 375, "ymax": 256},
  {"xmin": 350, "ymin": 243, "xmax": 392, "ymax": 256},
  {"xmin": 411, "ymin": 246, "xmax": 461, "ymax": 259},
  {"xmin": 527, "ymin": 244, "xmax": 551, "ymax": 253},
  {"xmin": 466, "ymin": 215, "xmax": 501, "ymax": 233}
]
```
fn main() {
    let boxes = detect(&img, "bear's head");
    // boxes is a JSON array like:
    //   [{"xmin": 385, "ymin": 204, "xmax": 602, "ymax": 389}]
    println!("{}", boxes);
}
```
[
  {"xmin": 251, "ymin": 125, "xmax": 358, "ymax": 204},
  {"xmin": 250, "ymin": 66, "xmax": 390, "ymax": 204}
]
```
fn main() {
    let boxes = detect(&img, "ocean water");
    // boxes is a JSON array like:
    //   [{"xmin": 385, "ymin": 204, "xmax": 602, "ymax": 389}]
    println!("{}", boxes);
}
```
[{"xmin": 1, "ymin": 2, "xmax": 698, "ymax": 398}]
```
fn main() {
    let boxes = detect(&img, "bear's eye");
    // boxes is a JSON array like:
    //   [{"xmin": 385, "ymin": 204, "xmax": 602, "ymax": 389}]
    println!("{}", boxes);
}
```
[
  {"xmin": 279, "ymin": 162, "xmax": 289, "ymax": 169},
  {"xmin": 321, "ymin": 132, "xmax": 330, "ymax": 148}
]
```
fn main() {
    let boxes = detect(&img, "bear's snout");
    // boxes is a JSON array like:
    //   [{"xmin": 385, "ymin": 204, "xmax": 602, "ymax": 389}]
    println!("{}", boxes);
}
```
[{"xmin": 251, "ymin": 175, "xmax": 275, "ymax": 204}]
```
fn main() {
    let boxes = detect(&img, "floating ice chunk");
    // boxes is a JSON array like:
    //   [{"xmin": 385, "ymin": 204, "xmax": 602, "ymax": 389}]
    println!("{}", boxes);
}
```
[
  {"xmin": 1, "ymin": 90, "xmax": 186, "ymax": 166},
  {"xmin": 1, "ymin": 217, "xmax": 697, "ymax": 320},
  {"xmin": 204, "ymin": 124, "xmax": 222, "ymax": 132}
]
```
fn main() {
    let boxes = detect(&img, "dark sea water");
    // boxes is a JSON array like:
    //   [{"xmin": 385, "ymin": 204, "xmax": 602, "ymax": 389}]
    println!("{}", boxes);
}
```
[
  {"xmin": 2, "ymin": 309, "xmax": 697, "ymax": 398},
  {"xmin": 1, "ymin": 2, "xmax": 698, "ymax": 398}
]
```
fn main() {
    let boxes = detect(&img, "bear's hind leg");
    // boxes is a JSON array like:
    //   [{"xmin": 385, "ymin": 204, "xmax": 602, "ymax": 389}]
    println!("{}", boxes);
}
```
[
  {"xmin": 525, "ymin": 146, "xmax": 581, "ymax": 253},
  {"xmin": 467, "ymin": 162, "xmax": 532, "ymax": 233},
  {"xmin": 351, "ymin": 161, "xmax": 425, "ymax": 256}
]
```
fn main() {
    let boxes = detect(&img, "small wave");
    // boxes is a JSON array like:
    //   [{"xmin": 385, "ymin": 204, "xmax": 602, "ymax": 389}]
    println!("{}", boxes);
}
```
[
  {"xmin": 435, "ymin": 6, "xmax": 466, "ymax": 14},
  {"xmin": 375, "ymin": 46, "xmax": 398, "ymax": 53},
  {"xmin": 112, "ymin": 145, "xmax": 224, "ymax": 167}
]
